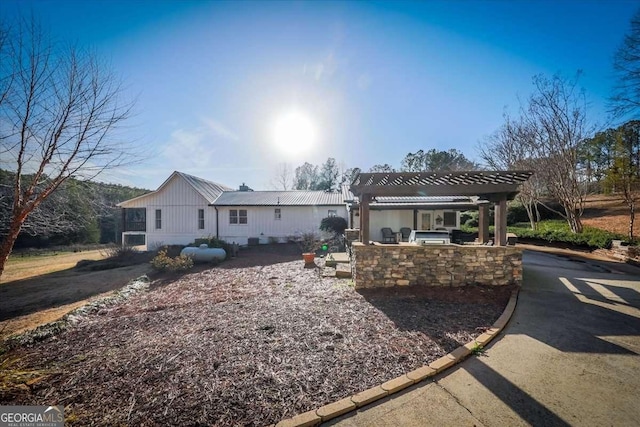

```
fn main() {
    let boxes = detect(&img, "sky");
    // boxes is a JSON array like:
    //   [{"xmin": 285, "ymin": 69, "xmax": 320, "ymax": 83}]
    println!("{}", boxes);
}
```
[{"xmin": 2, "ymin": 0, "xmax": 639, "ymax": 191}]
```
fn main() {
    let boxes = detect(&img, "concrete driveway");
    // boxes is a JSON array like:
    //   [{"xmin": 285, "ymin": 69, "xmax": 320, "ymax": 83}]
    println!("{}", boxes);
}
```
[{"xmin": 329, "ymin": 250, "xmax": 640, "ymax": 426}]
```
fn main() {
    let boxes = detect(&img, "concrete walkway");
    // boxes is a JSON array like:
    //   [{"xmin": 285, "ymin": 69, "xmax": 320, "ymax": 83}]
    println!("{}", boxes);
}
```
[{"xmin": 329, "ymin": 250, "xmax": 640, "ymax": 426}]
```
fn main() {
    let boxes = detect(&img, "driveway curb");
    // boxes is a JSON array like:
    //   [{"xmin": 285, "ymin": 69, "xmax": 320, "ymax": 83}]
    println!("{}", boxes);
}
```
[{"xmin": 275, "ymin": 288, "xmax": 520, "ymax": 427}]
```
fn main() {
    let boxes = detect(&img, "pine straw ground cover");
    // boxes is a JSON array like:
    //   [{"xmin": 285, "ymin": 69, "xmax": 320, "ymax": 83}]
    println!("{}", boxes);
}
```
[{"xmin": 1, "ymin": 246, "xmax": 514, "ymax": 426}]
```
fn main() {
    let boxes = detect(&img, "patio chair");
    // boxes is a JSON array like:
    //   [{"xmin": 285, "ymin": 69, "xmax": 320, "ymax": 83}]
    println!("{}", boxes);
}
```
[
  {"xmin": 381, "ymin": 227, "xmax": 397, "ymax": 243},
  {"xmin": 400, "ymin": 227, "xmax": 411, "ymax": 242}
]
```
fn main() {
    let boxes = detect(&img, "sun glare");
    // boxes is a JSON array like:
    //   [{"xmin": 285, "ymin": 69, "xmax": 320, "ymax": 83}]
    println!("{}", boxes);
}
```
[{"xmin": 272, "ymin": 111, "xmax": 316, "ymax": 155}]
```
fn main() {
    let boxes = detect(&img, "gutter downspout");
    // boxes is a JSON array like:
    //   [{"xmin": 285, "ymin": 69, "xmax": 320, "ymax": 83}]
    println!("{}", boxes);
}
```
[{"xmin": 214, "ymin": 206, "xmax": 219, "ymax": 240}]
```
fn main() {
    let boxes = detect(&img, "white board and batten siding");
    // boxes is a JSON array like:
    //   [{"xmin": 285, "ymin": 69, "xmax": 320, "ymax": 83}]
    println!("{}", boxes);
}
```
[
  {"xmin": 120, "ymin": 175, "xmax": 217, "ymax": 249},
  {"xmin": 217, "ymin": 205, "xmax": 348, "ymax": 245}
]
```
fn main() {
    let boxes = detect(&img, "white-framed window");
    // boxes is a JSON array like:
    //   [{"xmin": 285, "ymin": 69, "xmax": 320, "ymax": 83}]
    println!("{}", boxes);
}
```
[
  {"xmin": 230, "ymin": 209, "xmax": 248, "ymax": 224},
  {"xmin": 328, "ymin": 209, "xmax": 337, "ymax": 217},
  {"xmin": 274, "ymin": 208, "xmax": 281, "ymax": 220},
  {"xmin": 443, "ymin": 211, "xmax": 457, "ymax": 227},
  {"xmin": 155, "ymin": 209, "xmax": 162, "ymax": 229},
  {"xmin": 198, "ymin": 209, "xmax": 205, "ymax": 229}
]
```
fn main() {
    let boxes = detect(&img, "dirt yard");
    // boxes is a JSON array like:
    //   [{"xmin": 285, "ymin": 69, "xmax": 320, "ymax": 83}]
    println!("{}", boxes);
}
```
[
  {"xmin": 0, "ymin": 251, "xmax": 151, "ymax": 339},
  {"xmin": 0, "ymin": 245, "xmax": 512, "ymax": 426}
]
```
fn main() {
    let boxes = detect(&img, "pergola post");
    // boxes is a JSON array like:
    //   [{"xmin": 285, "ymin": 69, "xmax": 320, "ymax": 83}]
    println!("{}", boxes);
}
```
[
  {"xmin": 360, "ymin": 194, "xmax": 371, "ymax": 245},
  {"xmin": 494, "ymin": 198, "xmax": 508, "ymax": 246},
  {"xmin": 478, "ymin": 203, "xmax": 490, "ymax": 244}
]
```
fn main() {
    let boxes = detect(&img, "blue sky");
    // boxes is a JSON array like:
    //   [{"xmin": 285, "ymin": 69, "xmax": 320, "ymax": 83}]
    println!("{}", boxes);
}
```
[{"xmin": 3, "ymin": 0, "xmax": 639, "ymax": 190}]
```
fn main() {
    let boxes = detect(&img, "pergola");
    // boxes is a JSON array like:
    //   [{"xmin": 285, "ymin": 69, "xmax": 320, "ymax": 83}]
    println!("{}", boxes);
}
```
[{"xmin": 350, "ymin": 170, "xmax": 533, "ymax": 246}]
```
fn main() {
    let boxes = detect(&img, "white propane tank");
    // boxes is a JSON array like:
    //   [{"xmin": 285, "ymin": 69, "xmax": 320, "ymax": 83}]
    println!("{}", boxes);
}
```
[{"xmin": 180, "ymin": 244, "xmax": 226, "ymax": 262}]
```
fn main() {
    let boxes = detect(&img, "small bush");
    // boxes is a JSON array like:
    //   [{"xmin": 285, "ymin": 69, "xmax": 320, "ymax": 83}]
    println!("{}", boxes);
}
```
[
  {"xmin": 463, "ymin": 211, "xmax": 479, "ymax": 228},
  {"xmin": 507, "ymin": 203, "xmax": 530, "ymax": 225},
  {"xmin": 99, "ymin": 244, "xmax": 139, "ymax": 260},
  {"xmin": 295, "ymin": 231, "xmax": 323, "ymax": 253},
  {"xmin": 151, "ymin": 248, "xmax": 194, "ymax": 272},
  {"xmin": 320, "ymin": 216, "xmax": 348, "ymax": 236}
]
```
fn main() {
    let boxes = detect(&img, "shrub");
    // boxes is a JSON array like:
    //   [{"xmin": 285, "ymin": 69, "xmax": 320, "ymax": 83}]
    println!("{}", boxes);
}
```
[
  {"xmin": 320, "ymin": 216, "xmax": 348, "ymax": 236},
  {"xmin": 99, "ymin": 244, "xmax": 139, "ymax": 260},
  {"xmin": 462, "ymin": 219, "xmax": 624, "ymax": 249},
  {"xmin": 508, "ymin": 220, "xmax": 623, "ymax": 249},
  {"xmin": 507, "ymin": 203, "xmax": 530, "ymax": 225},
  {"xmin": 463, "ymin": 211, "xmax": 479, "ymax": 228},
  {"xmin": 295, "ymin": 231, "xmax": 323, "ymax": 253},
  {"xmin": 151, "ymin": 248, "xmax": 194, "ymax": 272}
]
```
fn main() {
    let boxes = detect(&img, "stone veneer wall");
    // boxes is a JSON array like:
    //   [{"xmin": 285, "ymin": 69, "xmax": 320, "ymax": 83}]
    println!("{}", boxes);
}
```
[{"xmin": 352, "ymin": 242, "xmax": 522, "ymax": 289}]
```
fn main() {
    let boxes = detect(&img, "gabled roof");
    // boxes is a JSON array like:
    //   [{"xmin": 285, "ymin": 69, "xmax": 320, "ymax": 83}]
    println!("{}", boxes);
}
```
[
  {"xmin": 178, "ymin": 172, "xmax": 233, "ymax": 203},
  {"xmin": 212, "ymin": 190, "xmax": 344, "ymax": 206},
  {"xmin": 117, "ymin": 171, "xmax": 232, "ymax": 206}
]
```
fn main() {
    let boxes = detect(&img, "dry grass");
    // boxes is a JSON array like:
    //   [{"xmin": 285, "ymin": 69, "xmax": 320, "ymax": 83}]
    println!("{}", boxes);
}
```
[
  {"xmin": 583, "ymin": 194, "xmax": 636, "ymax": 237},
  {"xmin": 1, "ymin": 250, "xmax": 106, "ymax": 284}
]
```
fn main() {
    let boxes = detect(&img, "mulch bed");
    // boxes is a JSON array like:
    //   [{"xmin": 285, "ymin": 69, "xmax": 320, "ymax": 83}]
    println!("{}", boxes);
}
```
[{"xmin": 1, "ymin": 245, "xmax": 514, "ymax": 426}]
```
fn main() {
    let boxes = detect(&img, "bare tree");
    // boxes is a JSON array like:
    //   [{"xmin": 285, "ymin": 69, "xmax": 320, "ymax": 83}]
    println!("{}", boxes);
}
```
[
  {"xmin": 481, "ymin": 73, "xmax": 592, "ymax": 233},
  {"xmin": 610, "ymin": 9, "xmax": 640, "ymax": 119},
  {"xmin": 0, "ymin": 16, "xmax": 135, "ymax": 278},
  {"xmin": 270, "ymin": 163, "xmax": 293, "ymax": 190},
  {"xmin": 523, "ymin": 73, "xmax": 591, "ymax": 233},
  {"xmin": 479, "ymin": 114, "xmax": 543, "ymax": 229}
]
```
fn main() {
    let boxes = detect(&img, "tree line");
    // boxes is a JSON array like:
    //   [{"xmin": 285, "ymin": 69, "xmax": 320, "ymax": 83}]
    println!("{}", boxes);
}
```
[{"xmin": 0, "ymin": 169, "xmax": 149, "ymax": 248}]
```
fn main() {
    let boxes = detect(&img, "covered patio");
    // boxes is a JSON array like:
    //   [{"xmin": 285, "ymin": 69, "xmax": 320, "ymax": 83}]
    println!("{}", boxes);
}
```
[
  {"xmin": 351, "ymin": 171, "xmax": 533, "ymax": 246},
  {"xmin": 348, "ymin": 171, "xmax": 533, "ymax": 289}
]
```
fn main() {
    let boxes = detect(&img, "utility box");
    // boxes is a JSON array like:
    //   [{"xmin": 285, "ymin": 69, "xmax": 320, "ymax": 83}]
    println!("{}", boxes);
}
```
[{"xmin": 248, "ymin": 237, "xmax": 259, "ymax": 246}]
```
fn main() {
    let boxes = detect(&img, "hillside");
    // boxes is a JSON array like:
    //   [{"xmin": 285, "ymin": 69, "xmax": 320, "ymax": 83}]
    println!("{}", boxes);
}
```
[{"xmin": 582, "ymin": 195, "xmax": 635, "ymax": 237}]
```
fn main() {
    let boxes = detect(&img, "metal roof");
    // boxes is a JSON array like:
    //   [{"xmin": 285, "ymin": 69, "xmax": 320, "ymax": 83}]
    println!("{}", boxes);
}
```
[
  {"xmin": 117, "ymin": 171, "xmax": 232, "ymax": 206},
  {"xmin": 212, "ymin": 190, "xmax": 345, "ymax": 206},
  {"xmin": 342, "ymin": 184, "xmax": 355, "ymax": 202},
  {"xmin": 177, "ymin": 172, "xmax": 233, "ymax": 203}
]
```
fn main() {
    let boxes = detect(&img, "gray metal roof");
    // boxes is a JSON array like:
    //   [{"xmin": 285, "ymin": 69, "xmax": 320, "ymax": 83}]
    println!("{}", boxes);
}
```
[
  {"xmin": 342, "ymin": 184, "xmax": 355, "ymax": 202},
  {"xmin": 117, "ymin": 171, "xmax": 232, "ymax": 206},
  {"xmin": 212, "ymin": 190, "xmax": 345, "ymax": 206},
  {"xmin": 177, "ymin": 172, "xmax": 233, "ymax": 203}
]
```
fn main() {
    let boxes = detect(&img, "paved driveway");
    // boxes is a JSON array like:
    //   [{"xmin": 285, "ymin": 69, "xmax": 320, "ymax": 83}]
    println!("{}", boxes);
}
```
[{"xmin": 330, "ymin": 250, "xmax": 640, "ymax": 426}]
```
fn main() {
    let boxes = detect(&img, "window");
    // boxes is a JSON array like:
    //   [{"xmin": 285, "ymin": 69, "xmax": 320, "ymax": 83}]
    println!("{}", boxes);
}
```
[
  {"xmin": 124, "ymin": 234, "xmax": 145, "ymax": 246},
  {"xmin": 198, "ymin": 209, "xmax": 205, "ymax": 229},
  {"xmin": 123, "ymin": 208, "xmax": 146, "ymax": 231},
  {"xmin": 274, "ymin": 208, "xmax": 281, "ymax": 220},
  {"xmin": 443, "ymin": 212, "xmax": 457, "ymax": 227},
  {"xmin": 230, "ymin": 209, "xmax": 248, "ymax": 224},
  {"xmin": 155, "ymin": 209, "xmax": 162, "ymax": 229},
  {"xmin": 328, "ymin": 209, "xmax": 337, "ymax": 217}
]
